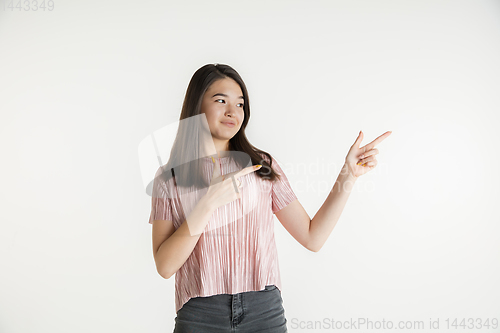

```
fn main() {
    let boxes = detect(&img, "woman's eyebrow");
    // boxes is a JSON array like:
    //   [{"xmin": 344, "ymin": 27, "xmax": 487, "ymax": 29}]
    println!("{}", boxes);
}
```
[{"xmin": 211, "ymin": 93, "xmax": 244, "ymax": 100}]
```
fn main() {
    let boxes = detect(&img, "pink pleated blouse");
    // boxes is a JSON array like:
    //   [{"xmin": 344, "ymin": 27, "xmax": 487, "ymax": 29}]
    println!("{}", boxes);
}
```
[{"xmin": 148, "ymin": 153, "xmax": 297, "ymax": 314}]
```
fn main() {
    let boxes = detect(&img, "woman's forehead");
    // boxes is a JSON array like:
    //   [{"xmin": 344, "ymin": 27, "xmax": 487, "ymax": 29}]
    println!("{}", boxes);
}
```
[{"xmin": 206, "ymin": 78, "xmax": 242, "ymax": 95}]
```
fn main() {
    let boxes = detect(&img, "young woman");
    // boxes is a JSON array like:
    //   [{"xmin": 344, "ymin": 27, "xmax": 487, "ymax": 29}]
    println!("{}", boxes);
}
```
[{"xmin": 148, "ymin": 63, "xmax": 391, "ymax": 332}]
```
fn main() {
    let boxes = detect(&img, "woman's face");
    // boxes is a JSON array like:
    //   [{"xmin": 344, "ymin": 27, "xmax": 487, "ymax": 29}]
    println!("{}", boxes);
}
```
[{"xmin": 200, "ymin": 77, "xmax": 245, "ymax": 151}]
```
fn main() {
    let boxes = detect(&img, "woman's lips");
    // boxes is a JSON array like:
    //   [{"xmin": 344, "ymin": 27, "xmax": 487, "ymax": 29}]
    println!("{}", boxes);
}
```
[{"xmin": 222, "ymin": 122, "xmax": 235, "ymax": 128}]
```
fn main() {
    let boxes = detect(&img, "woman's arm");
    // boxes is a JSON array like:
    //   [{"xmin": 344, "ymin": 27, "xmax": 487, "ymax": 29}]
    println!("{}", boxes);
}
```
[
  {"xmin": 307, "ymin": 163, "xmax": 357, "ymax": 251},
  {"xmin": 276, "ymin": 130, "xmax": 391, "ymax": 252},
  {"xmin": 153, "ymin": 195, "xmax": 216, "ymax": 279},
  {"xmin": 274, "ymin": 163, "xmax": 356, "ymax": 252}
]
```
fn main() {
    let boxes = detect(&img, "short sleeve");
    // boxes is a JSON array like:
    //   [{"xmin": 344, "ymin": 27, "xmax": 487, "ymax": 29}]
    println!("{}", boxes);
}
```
[
  {"xmin": 271, "ymin": 156, "xmax": 298, "ymax": 213},
  {"xmin": 148, "ymin": 167, "xmax": 174, "ymax": 224}
]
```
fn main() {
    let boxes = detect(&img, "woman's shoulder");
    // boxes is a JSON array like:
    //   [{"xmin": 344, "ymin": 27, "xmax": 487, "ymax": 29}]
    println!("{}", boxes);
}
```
[{"xmin": 152, "ymin": 165, "xmax": 177, "ymax": 193}]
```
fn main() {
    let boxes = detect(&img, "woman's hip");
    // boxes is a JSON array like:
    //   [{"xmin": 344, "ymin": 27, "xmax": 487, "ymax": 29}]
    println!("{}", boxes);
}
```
[{"xmin": 173, "ymin": 285, "xmax": 287, "ymax": 333}]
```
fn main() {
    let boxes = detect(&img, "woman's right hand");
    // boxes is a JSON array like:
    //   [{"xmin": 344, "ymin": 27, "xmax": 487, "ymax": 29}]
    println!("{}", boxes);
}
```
[{"xmin": 205, "ymin": 156, "xmax": 262, "ymax": 210}]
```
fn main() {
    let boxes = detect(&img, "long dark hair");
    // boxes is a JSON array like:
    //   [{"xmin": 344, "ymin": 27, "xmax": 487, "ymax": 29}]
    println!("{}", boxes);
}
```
[{"xmin": 160, "ymin": 63, "xmax": 281, "ymax": 190}]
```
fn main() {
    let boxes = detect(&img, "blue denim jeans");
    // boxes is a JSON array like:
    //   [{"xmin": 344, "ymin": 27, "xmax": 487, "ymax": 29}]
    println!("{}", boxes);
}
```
[{"xmin": 173, "ymin": 285, "xmax": 288, "ymax": 333}]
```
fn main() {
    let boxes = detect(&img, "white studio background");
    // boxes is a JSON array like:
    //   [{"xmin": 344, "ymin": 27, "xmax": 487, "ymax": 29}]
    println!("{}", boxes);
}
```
[{"xmin": 1, "ymin": 0, "xmax": 499, "ymax": 332}]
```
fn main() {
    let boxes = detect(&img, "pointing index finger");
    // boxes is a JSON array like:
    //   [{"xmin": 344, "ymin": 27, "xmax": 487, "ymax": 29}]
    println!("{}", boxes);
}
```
[
  {"xmin": 234, "ymin": 164, "xmax": 263, "ymax": 179},
  {"xmin": 361, "ymin": 131, "xmax": 392, "ymax": 151}
]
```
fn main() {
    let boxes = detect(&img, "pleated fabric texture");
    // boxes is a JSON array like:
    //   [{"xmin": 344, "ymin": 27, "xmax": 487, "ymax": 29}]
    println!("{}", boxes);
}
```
[{"xmin": 148, "ymin": 153, "xmax": 297, "ymax": 314}]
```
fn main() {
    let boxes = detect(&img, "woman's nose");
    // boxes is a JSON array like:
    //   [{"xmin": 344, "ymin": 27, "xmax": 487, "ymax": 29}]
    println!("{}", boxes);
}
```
[{"xmin": 225, "ymin": 107, "xmax": 237, "ymax": 117}]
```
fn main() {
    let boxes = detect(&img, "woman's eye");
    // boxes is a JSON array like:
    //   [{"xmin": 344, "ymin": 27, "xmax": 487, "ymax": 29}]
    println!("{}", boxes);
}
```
[{"xmin": 215, "ymin": 99, "xmax": 243, "ymax": 108}]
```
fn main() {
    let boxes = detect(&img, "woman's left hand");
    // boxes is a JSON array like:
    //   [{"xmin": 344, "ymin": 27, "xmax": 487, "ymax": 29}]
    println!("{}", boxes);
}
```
[{"xmin": 344, "ymin": 130, "xmax": 392, "ymax": 178}]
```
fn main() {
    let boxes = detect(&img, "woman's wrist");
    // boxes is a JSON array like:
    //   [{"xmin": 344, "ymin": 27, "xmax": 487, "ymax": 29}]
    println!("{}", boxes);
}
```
[{"xmin": 341, "ymin": 162, "xmax": 359, "ymax": 181}]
